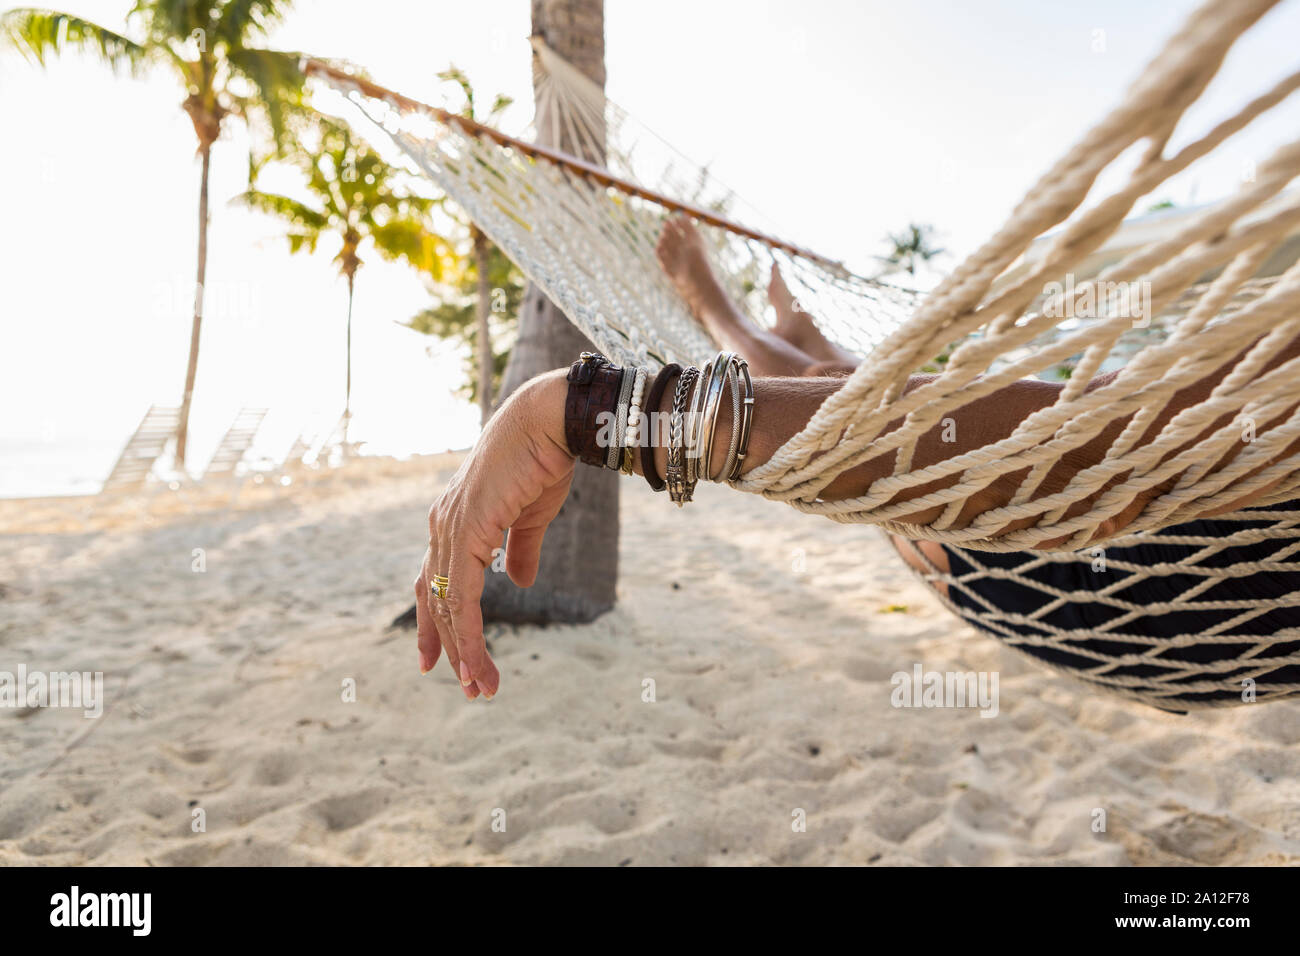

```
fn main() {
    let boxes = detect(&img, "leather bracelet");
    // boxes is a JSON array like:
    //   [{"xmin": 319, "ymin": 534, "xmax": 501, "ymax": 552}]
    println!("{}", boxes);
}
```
[
  {"xmin": 581, "ymin": 365, "xmax": 625, "ymax": 468},
  {"xmin": 564, "ymin": 352, "xmax": 626, "ymax": 468},
  {"xmin": 564, "ymin": 351, "xmax": 607, "ymax": 457},
  {"xmin": 640, "ymin": 363, "xmax": 680, "ymax": 492}
]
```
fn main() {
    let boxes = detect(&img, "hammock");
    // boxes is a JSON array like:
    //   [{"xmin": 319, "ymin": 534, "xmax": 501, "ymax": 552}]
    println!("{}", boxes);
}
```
[{"xmin": 302, "ymin": 0, "xmax": 1300, "ymax": 708}]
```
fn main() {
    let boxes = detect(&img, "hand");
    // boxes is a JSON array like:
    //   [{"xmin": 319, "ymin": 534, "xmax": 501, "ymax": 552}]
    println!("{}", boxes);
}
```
[{"xmin": 414, "ymin": 369, "xmax": 575, "ymax": 699}]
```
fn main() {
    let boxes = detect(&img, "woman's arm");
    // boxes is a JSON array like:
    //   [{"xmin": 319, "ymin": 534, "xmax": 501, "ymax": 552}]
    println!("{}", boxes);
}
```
[
  {"xmin": 418, "ymin": 337, "xmax": 1300, "ymax": 697},
  {"xmin": 652, "ymin": 331, "xmax": 1300, "ymax": 540}
]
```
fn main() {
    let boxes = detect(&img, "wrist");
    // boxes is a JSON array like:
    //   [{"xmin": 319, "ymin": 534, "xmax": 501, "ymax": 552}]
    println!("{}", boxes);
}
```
[{"xmin": 523, "ymin": 367, "xmax": 572, "ymax": 458}]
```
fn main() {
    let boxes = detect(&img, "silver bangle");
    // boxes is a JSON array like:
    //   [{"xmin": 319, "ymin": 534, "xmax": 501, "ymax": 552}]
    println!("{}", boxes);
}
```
[
  {"xmin": 698, "ymin": 351, "xmax": 736, "ymax": 481},
  {"xmin": 607, "ymin": 365, "xmax": 636, "ymax": 470},
  {"xmin": 684, "ymin": 359, "xmax": 710, "ymax": 487},
  {"xmin": 727, "ymin": 358, "xmax": 755, "ymax": 482},
  {"xmin": 718, "ymin": 356, "xmax": 744, "ymax": 480}
]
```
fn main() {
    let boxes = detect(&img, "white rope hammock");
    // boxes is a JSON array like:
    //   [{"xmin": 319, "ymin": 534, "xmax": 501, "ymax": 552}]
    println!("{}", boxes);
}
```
[{"xmin": 303, "ymin": 0, "xmax": 1300, "ymax": 709}]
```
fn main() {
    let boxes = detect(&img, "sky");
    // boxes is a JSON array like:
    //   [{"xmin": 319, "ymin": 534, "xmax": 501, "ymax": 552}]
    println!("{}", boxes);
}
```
[{"xmin": 2, "ymin": 0, "xmax": 1298, "ymax": 495}]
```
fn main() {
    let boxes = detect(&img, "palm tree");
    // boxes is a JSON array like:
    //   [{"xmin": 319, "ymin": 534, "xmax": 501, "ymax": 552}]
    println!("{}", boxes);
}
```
[
  {"xmin": 236, "ymin": 115, "xmax": 450, "ymax": 445},
  {"xmin": 435, "ymin": 65, "xmax": 513, "ymax": 425},
  {"xmin": 2, "ymin": 1, "xmax": 306, "ymax": 469},
  {"xmin": 482, "ymin": 0, "xmax": 617, "ymax": 626},
  {"xmin": 876, "ymin": 222, "xmax": 945, "ymax": 278},
  {"xmin": 404, "ymin": 239, "xmax": 524, "ymax": 409}
]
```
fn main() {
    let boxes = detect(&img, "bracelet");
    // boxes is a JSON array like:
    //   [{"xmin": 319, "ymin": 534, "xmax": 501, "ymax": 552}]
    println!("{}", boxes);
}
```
[
  {"xmin": 697, "ymin": 351, "xmax": 736, "ymax": 481},
  {"xmin": 666, "ymin": 366, "xmax": 700, "ymax": 506},
  {"xmin": 684, "ymin": 359, "xmax": 709, "ymax": 488},
  {"xmin": 623, "ymin": 367, "xmax": 647, "ymax": 475},
  {"xmin": 640, "ymin": 364, "xmax": 680, "ymax": 492},
  {"xmin": 608, "ymin": 362, "xmax": 637, "ymax": 470},
  {"xmin": 564, "ymin": 351, "xmax": 753, "ymax": 490},
  {"xmin": 584, "ymin": 365, "xmax": 626, "ymax": 468},
  {"xmin": 726, "ymin": 358, "xmax": 754, "ymax": 481},
  {"xmin": 564, "ymin": 351, "xmax": 626, "ymax": 468}
]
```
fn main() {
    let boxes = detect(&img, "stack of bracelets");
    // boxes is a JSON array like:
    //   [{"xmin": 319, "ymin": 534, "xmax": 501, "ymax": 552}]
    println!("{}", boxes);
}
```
[{"xmin": 564, "ymin": 350, "xmax": 755, "ymax": 506}]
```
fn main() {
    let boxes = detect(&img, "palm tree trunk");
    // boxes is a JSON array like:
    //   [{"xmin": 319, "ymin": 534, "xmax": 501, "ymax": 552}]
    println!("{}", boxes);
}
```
[
  {"xmin": 472, "ymin": 226, "xmax": 494, "ymax": 426},
  {"xmin": 174, "ymin": 143, "xmax": 211, "ymax": 471},
  {"xmin": 344, "ymin": 271, "xmax": 354, "ymax": 446},
  {"xmin": 481, "ymin": 0, "xmax": 615, "ymax": 625}
]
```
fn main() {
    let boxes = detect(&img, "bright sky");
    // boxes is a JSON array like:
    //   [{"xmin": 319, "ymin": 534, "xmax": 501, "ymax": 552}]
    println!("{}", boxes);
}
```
[{"xmin": 2, "ymin": 0, "xmax": 1298, "ymax": 494}]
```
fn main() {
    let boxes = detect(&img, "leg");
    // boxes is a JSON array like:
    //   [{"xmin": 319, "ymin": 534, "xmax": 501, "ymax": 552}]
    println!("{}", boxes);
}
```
[
  {"xmin": 767, "ymin": 263, "xmax": 861, "ymax": 368},
  {"xmin": 656, "ymin": 215, "xmax": 819, "ymax": 377},
  {"xmin": 889, "ymin": 533, "xmax": 950, "ymax": 599}
]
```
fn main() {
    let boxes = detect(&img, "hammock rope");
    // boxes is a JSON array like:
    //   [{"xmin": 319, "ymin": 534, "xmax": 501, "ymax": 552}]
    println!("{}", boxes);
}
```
[{"xmin": 303, "ymin": 0, "xmax": 1300, "ymax": 708}]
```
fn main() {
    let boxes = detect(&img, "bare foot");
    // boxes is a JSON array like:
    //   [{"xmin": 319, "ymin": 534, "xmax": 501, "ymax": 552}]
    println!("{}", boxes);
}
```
[
  {"xmin": 768, "ymin": 264, "xmax": 857, "ymax": 366},
  {"xmin": 655, "ymin": 215, "xmax": 737, "ymax": 334},
  {"xmin": 655, "ymin": 215, "xmax": 823, "ymax": 376}
]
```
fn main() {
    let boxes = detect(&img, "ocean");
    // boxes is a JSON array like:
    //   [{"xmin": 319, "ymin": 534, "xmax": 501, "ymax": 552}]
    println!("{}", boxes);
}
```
[{"xmin": 0, "ymin": 437, "xmax": 125, "ymax": 499}]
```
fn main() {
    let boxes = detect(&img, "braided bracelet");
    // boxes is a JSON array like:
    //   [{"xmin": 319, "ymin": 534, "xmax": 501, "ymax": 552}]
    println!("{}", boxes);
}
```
[{"xmin": 666, "ymin": 366, "xmax": 700, "ymax": 506}]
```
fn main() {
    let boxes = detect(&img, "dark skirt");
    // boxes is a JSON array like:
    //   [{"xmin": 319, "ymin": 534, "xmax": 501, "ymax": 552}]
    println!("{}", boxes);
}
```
[{"xmin": 941, "ymin": 501, "xmax": 1300, "ymax": 710}]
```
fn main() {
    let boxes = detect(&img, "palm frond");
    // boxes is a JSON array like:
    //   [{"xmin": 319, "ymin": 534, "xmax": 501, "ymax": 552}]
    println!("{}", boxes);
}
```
[
  {"xmin": 371, "ymin": 217, "xmax": 449, "ymax": 280},
  {"xmin": 1, "ymin": 8, "xmax": 150, "ymax": 73},
  {"xmin": 486, "ymin": 92, "xmax": 513, "ymax": 123},
  {"xmin": 436, "ymin": 64, "xmax": 474, "ymax": 118},
  {"xmin": 233, "ymin": 188, "xmax": 329, "ymax": 233},
  {"xmin": 225, "ymin": 46, "xmax": 306, "ymax": 144},
  {"xmin": 285, "ymin": 229, "xmax": 319, "ymax": 254},
  {"xmin": 131, "ymin": 0, "xmax": 215, "ymax": 47},
  {"xmin": 212, "ymin": 0, "xmax": 295, "ymax": 49}
]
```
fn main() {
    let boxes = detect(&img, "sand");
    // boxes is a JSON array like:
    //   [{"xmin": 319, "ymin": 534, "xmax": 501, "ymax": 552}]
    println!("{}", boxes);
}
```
[{"xmin": 2, "ymin": 454, "xmax": 1298, "ymax": 866}]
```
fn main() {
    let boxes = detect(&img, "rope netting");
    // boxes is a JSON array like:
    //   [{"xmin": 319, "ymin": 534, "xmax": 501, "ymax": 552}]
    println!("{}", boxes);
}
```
[
  {"xmin": 304, "ymin": 0, "xmax": 1300, "ymax": 708},
  {"xmin": 305, "ymin": 53, "xmax": 919, "ymax": 371},
  {"xmin": 738, "ymin": 0, "xmax": 1300, "ymax": 553}
]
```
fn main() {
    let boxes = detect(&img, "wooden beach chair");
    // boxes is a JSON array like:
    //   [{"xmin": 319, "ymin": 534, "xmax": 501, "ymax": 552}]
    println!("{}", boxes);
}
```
[
  {"xmin": 201, "ymin": 407, "xmax": 269, "ymax": 480},
  {"xmin": 314, "ymin": 410, "xmax": 365, "ymax": 465},
  {"xmin": 99, "ymin": 405, "xmax": 180, "ymax": 493}
]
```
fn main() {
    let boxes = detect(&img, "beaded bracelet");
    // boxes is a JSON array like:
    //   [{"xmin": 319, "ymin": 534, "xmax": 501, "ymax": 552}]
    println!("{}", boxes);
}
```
[{"xmin": 622, "ymin": 367, "xmax": 647, "ymax": 475}]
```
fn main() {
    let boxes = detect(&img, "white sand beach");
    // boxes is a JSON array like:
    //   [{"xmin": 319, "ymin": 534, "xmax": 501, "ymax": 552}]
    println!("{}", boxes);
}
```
[{"xmin": 1, "ymin": 455, "xmax": 1298, "ymax": 866}]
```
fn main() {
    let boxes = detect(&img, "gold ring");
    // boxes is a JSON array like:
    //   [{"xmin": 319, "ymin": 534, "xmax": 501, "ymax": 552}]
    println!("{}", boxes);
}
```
[{"xmin": 431, "ymin": 575, "xmax": 450, "ymax": 600}]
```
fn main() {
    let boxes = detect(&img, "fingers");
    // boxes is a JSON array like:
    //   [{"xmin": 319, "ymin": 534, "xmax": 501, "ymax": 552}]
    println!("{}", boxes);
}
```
[
  {"xmin": 413, "ymin": 557, "xmax": 442, "ymax": 676},
  {"xmin": 429, "ymin": 538, "xmax": 487, "ymax": 702},
  {"xmin": 426, "ymin": 498, "xmax": 499, "ymax": 702},
  {"xmin": 429, "ymin": 565, "xmax": 474, "ymax": 700},
  {"xmin": 503, "ymin": 524, "xmax": 547, "ymax": 587},
  {"xmin": 442, "ymin": 540, "xmax": 500, "ymax": 700},
  {"xmin": 656, "ymin": 214, "xmax": 690, "ymax": 252}
]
